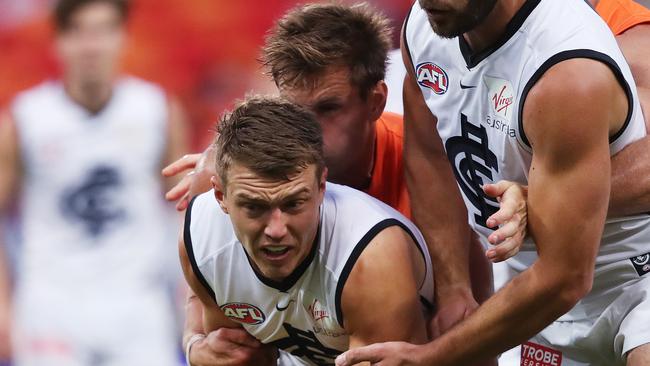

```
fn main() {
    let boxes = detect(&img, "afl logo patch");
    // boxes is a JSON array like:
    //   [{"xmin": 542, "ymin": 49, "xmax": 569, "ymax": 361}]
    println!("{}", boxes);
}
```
[
  {"xmin": 631, "ymin": 253, "xmax": 650, "ymax": 277},
  {"xmin": 416, "ymin": 62, "xmax": 448, "ymax": 95},
  {"xmin": 221, "ymin": 303, "xmax": 266, "ymax": 325}
]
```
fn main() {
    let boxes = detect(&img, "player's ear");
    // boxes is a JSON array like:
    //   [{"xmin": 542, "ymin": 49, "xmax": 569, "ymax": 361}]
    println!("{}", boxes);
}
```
[
  {"xmin": 318, "ymin": 166, "xmax": 328, "ymax": 198},
  {"xmin": 368, "ymin": 80, "xmax": 388, "ymax": 122},
  {"xmin": 212, "ymin": 175, "xmax": 228, "ymax": 213}
]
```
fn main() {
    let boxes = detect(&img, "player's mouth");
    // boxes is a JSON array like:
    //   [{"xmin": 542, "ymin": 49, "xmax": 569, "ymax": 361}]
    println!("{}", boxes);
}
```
[{"xmin": 261, "ymin": 245, "xmax": 292, "ymax": 261}]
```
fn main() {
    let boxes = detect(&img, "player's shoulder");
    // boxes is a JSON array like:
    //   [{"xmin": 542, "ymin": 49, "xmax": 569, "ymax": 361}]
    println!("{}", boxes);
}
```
[
  {"xmin": 11, "ymin": 80, "xmax": 62, "ymax": 110},
  {"xmin": 185, "ymin": 191, "xmax": 236, "ymax": 248}
]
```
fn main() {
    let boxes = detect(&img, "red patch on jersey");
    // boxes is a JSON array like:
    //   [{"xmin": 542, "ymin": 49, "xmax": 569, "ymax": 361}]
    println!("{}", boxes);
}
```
[
  {"xmin": 220, "ymin": 303, "xmax": 266, "ymax": 325},
  {"xmin": 521, "ymin": 342, "xmax": 562, "ymax": 366},
  {"xmin": 416, "ymin": 62, "xmax": 449, "ymax": 95}
]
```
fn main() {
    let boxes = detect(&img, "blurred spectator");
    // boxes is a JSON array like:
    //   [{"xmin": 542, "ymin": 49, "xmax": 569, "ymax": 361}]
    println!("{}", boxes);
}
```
[{"xmin": 0, "ymin": 0, "xmax": 188, "ymax": 365}]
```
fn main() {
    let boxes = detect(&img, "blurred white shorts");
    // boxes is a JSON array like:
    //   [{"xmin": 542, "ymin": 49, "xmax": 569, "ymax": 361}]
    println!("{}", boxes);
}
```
[{"xmin": 11, "ymin": 284, "xmax": 179, "ymax": 366}]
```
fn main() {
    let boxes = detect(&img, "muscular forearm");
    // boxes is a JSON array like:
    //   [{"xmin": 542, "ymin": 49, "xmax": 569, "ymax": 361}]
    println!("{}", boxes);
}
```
[
  {"xmin": 406, "ymin": 155, "xmax": 472, "ymax": 298},
  {"xmin": 421, "ymin": 264, "xmax": 578, "ymax": 365},
  {"xmin": 183, "ymin": 290, "xmax": 206, "ymax": 349},
  {"xmin": 610, "ymin": 137, "xmax": 650, "ymax": 216}
]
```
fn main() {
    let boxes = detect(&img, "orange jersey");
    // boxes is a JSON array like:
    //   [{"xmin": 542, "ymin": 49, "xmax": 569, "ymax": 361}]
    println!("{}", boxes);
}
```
[
  {"xmin": 596, "ymin": 0, "xmax": 650, "ymax": 35},
  {"xmin": 365, "ymin": 112, "xmax": 411, "ymax": 218}
]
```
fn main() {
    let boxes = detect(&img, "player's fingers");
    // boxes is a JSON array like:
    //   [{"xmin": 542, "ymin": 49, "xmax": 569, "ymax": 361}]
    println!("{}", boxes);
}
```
[
  {"xmin": 482, "ymin": 180, "xmax": 516, "ymax": 199},
  {"xmin": 487, "ymin": 216, "xmax": 520, "ymax": 245},
  {"xmin": 175, "ymin": 192, "xmax": 190, "ymax": 211},
  {"xmin": 485, "ymin": 204, "xmax": 516, "ymax": 229},
  {"xmin": 336, "ymin": 344, "xmax": 386, "ymax": 366},
  {"xmin": 486, "ymin": 236, "xmax": 522, "ymax": 262},
  {"xmin": 164, "ymin": 174, "xmax": 193, "ymax": 201},
  {"xmin": 216, "ymin": 327, "xmax": 262, "ymax": 349},
  {"xmin": 161, "ymin": 154, "xmax": 201, "ymax": 177}
]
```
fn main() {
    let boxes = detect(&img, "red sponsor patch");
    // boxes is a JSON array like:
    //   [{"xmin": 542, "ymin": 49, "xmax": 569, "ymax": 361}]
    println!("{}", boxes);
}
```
[
  {"xmin": 416, "ymin": 62, "xmax": 448, "ymax": 95},
  {"xmin": 521, "ymin": 342, "xmax": 562, "ymax": 366},
  {"xmin": 220, "ymin": 302, "xmax": 266, "ymax": 325}
]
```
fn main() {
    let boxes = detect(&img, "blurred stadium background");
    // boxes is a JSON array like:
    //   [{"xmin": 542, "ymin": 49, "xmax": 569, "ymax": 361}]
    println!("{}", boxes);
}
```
[{"xmin": 0, "ymin": 0, "xmax": 411, "ymax": 149}]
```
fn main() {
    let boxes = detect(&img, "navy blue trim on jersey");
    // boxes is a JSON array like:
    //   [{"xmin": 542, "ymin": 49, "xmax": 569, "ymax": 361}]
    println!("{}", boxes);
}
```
[
  {"xmin": 517, "ymin": 49, "xmax": 634, "ymax": 149},
  {"xmin": 402, "ymin": 3, "xmax": 417, "ymax": 73},
  {"xmin": 334, "ymin": 218, "xmax": 426, "ymax": 327},
  {"xmin": 244, "ymin": 223, "xmax": 321, "ymax": 293},
  {"xmin": 184, "ymin": 195, "xmax": 217, "ymax": 302},
  {"xmin": 458, "ymin": 0, "xmax": 540, "ymax": 69}
]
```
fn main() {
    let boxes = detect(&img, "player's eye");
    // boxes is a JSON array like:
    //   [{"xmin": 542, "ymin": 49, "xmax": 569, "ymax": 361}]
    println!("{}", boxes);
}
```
[{"xmin": 283, "ymin": 200, "xmax": 305, "ymax": 212}]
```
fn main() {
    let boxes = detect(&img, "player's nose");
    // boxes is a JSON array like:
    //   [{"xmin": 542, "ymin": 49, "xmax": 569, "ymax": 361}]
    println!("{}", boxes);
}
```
[{"xmin": 264, "ymin": 207, "xmax": 288, "ymax": 240}]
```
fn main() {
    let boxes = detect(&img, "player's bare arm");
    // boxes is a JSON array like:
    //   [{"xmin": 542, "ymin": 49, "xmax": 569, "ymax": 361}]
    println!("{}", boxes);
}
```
[
  {"xmin": 179, "ymin": 234, "xmax": 277, "ymax": 366},
  {"xmin": 0, "ymin": 111, "xmax": 21, "ymax": 361},
  {"xmin": 401, "ymin": 34, "xmax": 482, "ymax": 333},
  {"xmin": 342, "ymin": 225, "xmax": 428, "ymax": 349},
  {"xmin": 338, "ymin": 57, "xmax": 624, "ymax": 366},
  {"xmin": 609, "ymin": 23, "xmax": 650, "ymax": 216}
]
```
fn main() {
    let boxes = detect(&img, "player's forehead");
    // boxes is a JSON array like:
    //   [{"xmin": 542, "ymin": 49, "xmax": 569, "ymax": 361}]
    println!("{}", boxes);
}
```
[
  {"xmin": 226, "ymin": 164, "xmax": 317, "ymax": 201},
  {"xmin": 66, "ymin": 2, "xmax": 123, "ymax": 29},
  {"xmin": 280, "ymin": 66, "xmax": 356, "ymax": 106}
]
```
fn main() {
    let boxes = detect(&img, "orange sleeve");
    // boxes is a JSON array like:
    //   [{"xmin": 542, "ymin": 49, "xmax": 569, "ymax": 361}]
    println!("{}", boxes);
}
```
[{"xmin": 596, "ymin": 0, "xmax": 650, "ymax": 35}]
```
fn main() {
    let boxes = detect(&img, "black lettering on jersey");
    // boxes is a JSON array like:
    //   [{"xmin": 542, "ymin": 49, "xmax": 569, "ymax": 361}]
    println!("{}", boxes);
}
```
[
  {"xmin": 271, "ymin": 323, "xmax": 340, "ymax": 366},
  {"xmin": 445, "ymin": 113, "xmax": 499, "ymax": 228},
  {"xmin": 60, "ymin": 165, "xmax": 126, "ymax": 237}
]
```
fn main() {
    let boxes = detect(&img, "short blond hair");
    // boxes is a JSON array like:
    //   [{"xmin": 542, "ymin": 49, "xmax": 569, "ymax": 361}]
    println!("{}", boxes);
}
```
[{"xmin": 262, "ymin": 2, "xmax": 393, "ymax": 98}]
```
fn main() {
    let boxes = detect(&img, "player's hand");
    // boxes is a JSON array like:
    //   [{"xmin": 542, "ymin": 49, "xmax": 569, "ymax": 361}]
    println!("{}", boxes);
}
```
[
  {"xmin": 428, "ymin": 288, "xmax": 477, "ymax": 338},
  {"xmin": 189, "ymin": 328, "xmax": 277, "ymax": 366},
  {"xmin": 336, "ymin": 341, "xmax": 425, "ymax": 366},
  {"xmin": 162, "ymin": 147, "xmax": 216, "ymax": 211},
  {"xmin": 483, "ymin": 181, "xmax": 528, "ymax": 262}
]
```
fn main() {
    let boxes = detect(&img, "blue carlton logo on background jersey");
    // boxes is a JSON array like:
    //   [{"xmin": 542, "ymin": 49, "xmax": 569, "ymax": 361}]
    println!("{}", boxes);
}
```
[{"xmin": 60, "ymin": 165, "xmax": 126, "ymax": 237}]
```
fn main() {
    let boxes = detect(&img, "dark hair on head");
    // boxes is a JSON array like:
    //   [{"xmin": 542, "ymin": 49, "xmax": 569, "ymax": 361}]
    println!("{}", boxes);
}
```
[
  {"xmin": 214, "ymin": 95, "xmax": 325, "ymax": 186},
  {"xmin": 261, "ymin": 2, "xmax": 393, "ymax": 99},
  {"xmin": 54, "ymin": 0, "xmax": 129, "ymax": 31}
]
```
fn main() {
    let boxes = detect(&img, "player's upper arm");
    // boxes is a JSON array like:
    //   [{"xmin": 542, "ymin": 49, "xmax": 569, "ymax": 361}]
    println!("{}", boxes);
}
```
[
  {"xmin": 0, "ymin": 110, "xmax": 21, "ymax": 211},
  {"xmin": 340, "ymin": 225, "xmax": 428, "ymax": 348},
  {"xmin": 178, "ymin": 231, "xmax": 239, "ymax": 331},
  {"xmin": 522, "ymin": 58, "xmax": 625, "ymax": 289}
]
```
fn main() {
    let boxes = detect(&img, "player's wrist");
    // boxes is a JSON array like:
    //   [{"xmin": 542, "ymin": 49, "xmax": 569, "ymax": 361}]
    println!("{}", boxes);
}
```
[{"xmin": 185, "ymin": 333, "xmax": 206, "ymax": 366}]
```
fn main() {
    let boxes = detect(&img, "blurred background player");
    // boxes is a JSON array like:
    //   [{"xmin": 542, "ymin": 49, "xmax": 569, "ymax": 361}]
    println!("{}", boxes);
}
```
[{"xmin": 0, "ymin": 0, "xmax": 188, "ymax": 365}]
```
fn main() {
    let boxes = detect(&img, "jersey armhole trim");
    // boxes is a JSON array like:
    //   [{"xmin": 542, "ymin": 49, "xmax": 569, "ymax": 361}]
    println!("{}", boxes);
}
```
[
  {"xmin": 184, "ymin": 195, "xmax": 217, "ymax": 302},
  {"xmin": 334, "ymin": 218, "xmax": 426, "ymax": 327},
  {"xmin": 517, "ymin": 49, "xmax": 634, "ymax": 149},
  {"xmin": 402, "ymin": 3, "xmax": 417, "ymax": 74}
]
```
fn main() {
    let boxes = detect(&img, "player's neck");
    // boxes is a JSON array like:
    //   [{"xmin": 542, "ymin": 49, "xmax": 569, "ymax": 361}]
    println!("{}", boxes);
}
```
[
  {"xmin": 462, "ymin": 0, "xmax": 526, "ymax": 56},
  {"xmin": 64, "ymin": 78, "xmax": 114, "ymax": 115}
]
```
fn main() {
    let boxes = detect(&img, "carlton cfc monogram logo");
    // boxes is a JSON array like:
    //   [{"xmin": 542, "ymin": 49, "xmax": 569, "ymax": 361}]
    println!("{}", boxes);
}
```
[
  {"xmin": 416, "ymin": 62, "xmax": 448, "ymax": 94},
  {"xmin": 221, "ymin": 303, "xmax": 265, "ymax": 325}
]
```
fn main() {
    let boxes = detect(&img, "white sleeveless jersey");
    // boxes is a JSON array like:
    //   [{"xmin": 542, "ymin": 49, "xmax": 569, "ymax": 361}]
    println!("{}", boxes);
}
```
[
  {"xmin": 405, "ymin": 0, "xmax": 650, "ymax": 267},
  {"xmin": 12, "ymin": 77, "xmax": 174, "ymax": 293},
  {"xmin": 185, "ymin": 183, "xmax": 434, "ymax": 366}
]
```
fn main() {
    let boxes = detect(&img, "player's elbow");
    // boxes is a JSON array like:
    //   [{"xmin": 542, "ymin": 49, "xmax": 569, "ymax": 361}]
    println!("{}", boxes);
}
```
[{"xmin": 548, "ymin": 269, "xmax": 593, "ymax": 313}]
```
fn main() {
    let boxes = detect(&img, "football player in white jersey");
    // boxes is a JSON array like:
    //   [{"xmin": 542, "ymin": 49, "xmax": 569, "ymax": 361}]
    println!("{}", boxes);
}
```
[
  {"xmin": 0, "ymin": 0, "xmax": 187, "ymax": 365},
  {"xmin": 336, "ymin": 0, "xmax": 650, "ymax": 365},
  {"xmin": 179, "ymin": 96, "xmax": 433, "ymax": 366}
]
